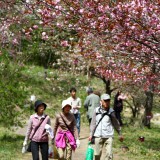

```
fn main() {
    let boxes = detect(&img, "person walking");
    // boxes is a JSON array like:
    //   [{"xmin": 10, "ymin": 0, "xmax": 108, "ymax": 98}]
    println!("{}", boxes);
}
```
[
  {"xmin": 90, "ymin": 94, "xmax": 123, "ymax": 160},
  {"xmin": 84, "ymin": 87, "xmax": 100, "ymax": 125},
  {"xmin": 53, "ymin": 99, "xmax": 80, "ymax": 160},
  {"xmin": 67, "ymin": 87, "xmax": 81, "ymax": 136},
  {"xmin": 114, "ymin": 91, "xmax": 125, "ymax": 126},
  {"xmin": 23, "ymin": 100, "xmax": 52, "ymax": 160}
]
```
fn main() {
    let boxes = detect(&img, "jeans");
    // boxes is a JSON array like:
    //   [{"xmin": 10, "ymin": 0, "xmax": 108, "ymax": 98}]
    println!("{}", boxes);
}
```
[
  {"xmin": 74, "ymin": 112, "xmax": 81, "ymax": 135},
  {"xmin": 31, "ymin": 141, "xmax": 48, "ymax": 160}
]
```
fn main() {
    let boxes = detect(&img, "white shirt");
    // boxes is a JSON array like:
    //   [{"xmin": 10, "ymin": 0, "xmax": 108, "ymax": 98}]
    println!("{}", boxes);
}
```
[{"xmin": 67, "ymin": 97, "xmax": 81, "ymax": 114}]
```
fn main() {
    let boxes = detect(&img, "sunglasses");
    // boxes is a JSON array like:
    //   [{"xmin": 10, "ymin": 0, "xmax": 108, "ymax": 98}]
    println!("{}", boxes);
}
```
[{"xmin": 103, "ymin": 99, "xmax": 110, "ymax": 102}]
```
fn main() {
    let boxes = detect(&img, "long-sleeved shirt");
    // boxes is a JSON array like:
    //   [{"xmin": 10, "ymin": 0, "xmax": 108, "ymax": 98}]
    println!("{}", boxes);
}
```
[
  {"xmin": 54, "ymin": 112, "xmax": 78, "ymax": 140},
  {"xmin": 24, "ymin": 114, "xmax": 51, "ymax": 142},
  {"xmin": 90, "ymin": 107, "xmax": 121, "ymax": 138},
  {"xmin": 84, "ymin": 93, "xmax": 100, "ymax": 119},
  {"xmin": 67, "ymin": 96, "xmax": 81, "ymax": 114}
]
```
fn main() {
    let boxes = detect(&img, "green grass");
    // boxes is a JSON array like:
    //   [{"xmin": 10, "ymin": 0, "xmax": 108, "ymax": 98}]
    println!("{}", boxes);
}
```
[
  {"xmin": 113, "ymin": 124, "xmax": 160, "ymax": 160},
  {"xmin": 0, "ymin": 127, "xmax": 24, "ymax": 160}
]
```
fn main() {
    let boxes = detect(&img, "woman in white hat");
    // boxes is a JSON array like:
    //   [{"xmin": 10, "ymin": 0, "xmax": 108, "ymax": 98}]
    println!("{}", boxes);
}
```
[{"xmin": 53, "ymin": 99, "xmax": 79, "ymax": 160}]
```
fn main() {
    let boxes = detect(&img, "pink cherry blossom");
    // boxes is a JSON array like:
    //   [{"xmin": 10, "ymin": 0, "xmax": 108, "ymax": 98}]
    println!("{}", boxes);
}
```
[{"xmin": 61, "ymin": 40, "xmax": 69, "ymax": 47}]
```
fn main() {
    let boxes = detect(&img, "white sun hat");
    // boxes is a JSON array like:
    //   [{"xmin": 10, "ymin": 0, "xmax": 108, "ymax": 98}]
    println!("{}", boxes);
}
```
[{"xmin": 62, "ymin": 99, "xmax": 72, "ymax": 109}]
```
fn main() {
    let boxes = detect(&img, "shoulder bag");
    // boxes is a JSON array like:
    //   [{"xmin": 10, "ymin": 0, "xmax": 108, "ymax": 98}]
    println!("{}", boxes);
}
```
[
  {"xmin": 60, "ymin": 113, "xmax": 75, "ymax": 140},
  {"xmin": 27, "ymin": 115, "xmax": 47, "ymax": 152},
  {"xmin": 91, "ymin": 109, "xmax": 110, "ymax": 144}
]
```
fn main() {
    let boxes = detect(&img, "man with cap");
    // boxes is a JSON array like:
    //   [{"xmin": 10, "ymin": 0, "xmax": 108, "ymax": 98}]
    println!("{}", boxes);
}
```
[
  {"xmin": 23, "ymin": 100, "xmax": 51, "ymax": 160},
  {"xmin": 89, "ymin": 94, "xmax": 123, "ymax": 160},
  {"xmin": 84, "ymin": 87, "xmax": 100, "ymax": 125}
]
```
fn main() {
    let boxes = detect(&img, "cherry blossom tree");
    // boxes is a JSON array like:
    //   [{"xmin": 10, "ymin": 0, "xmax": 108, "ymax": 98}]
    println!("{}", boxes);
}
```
[
  {"xmin": 32, "ymin": 0, "xmax": 159, "ymax": 127},
  {"xmin": 0, "ymin": 0, "xmax": 159, "ymax": 127}
]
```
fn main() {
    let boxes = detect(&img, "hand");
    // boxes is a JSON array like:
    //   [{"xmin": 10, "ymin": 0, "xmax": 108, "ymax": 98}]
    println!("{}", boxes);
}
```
[
  {"xmin": 88, "ymin": 136, "xmax": 92, "ymax": 142},
  {"xmin": 23, "ymin": 140, "xmax": 27, "ymax": 146},
  {"xmin": 22, "ymin": 146, "xmax": 26, "ymax": 154},
  {"xmin": 76, "ymin": 139, "xmax": 80, "ymax": 148}
]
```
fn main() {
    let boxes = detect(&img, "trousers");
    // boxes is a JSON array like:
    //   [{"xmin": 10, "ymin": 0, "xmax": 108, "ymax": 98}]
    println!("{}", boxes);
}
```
[
  {"xmin": 94, "ymin": 137, "xmax": 113, "ymax": 160},
  {"xmin": 31, "ymin": 141, "xmax": 48, "ymax": 160}
]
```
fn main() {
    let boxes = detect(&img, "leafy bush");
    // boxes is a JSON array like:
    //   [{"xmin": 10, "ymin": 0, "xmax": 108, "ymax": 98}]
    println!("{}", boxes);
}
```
[{"xmin": 0, "ymin": 55, "xmax": 28, "ymax": 128}]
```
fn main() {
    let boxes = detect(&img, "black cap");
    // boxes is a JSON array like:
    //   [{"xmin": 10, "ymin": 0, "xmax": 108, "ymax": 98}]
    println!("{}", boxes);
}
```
[{"xmin": 34, "ymin": 100, "xmax": 47, "ymax": 112}]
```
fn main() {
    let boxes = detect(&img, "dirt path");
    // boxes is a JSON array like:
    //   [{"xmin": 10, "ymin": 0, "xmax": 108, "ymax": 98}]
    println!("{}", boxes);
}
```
[{"xmin": 17, "ymin": 121, "xmax": 128, "ymax": 160}]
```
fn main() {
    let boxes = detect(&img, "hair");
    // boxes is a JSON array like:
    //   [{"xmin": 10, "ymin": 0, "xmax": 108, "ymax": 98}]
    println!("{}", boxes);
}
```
[
  {"xmin": 87, "ymin": 87, "xmax": 93, "ymax": 94},
  {"xmin": 35, "ymin": 103, "xmax": 46, "ymax": 112},
  {"xmin": 70, "ymin": 87, "xmax": 77, "ymax": 93}
]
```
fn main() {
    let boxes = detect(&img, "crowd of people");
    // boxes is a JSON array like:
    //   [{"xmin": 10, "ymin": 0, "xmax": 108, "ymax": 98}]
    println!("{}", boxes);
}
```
[{"xmin": 23, "ymin": 87, "xmax": 125, "ymax": 160}]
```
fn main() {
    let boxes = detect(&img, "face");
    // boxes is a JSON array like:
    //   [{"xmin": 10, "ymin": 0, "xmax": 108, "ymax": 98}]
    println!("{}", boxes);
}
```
[
  {"xmin": 71, "ymin": 91, "xmax": 76, "ymax": 98},
  {"xmin": 118, "ymin": 90, "xmax": 121, "ymax": 95},
  {"xmin": 63, "ymin": 105, "xmax": 71, "ymax": 114},
  {"xmin": 101, "ymin": 99, "xmax": 110, "ymax": 109},
  {"xmin": 37, "ymin": 104, "xmax": 45, "ymax": 115}
]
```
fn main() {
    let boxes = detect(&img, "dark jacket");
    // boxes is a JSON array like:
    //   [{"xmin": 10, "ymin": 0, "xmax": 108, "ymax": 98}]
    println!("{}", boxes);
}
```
[{"xmin": 114, "ymin": 93, "xmax": 123, "ymax": 112}]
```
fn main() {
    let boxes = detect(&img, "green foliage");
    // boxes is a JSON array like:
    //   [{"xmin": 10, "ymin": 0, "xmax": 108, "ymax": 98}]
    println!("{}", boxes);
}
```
[
  {"xmin": 21, "ymin": 65, "xmax": 90, "ymax": 103},
  {"xmin": 19, "ymin": 25, "xmax": 78, "ymax": 68},
  {"xmin": 0, "ymin": 55, "xmax": 28, "ymax": 128},
  {"xmin": 152, "ymin": 95, "xmax": 160, "ymax": 113},
  {"xmin": 0, "ymin": 127, "xmax": 24, "ymax": 160},
  {"xmin": 20, "ymin": 31, "xmax": 61, "ymax": 67},
  {"xmin": 113, "ymin": 124, "xmax": 160, "ymax": 160}
]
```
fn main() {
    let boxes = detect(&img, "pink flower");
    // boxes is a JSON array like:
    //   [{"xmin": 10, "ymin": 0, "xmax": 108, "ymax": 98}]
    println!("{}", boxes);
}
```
[
  {"xmin": 33, "ymin": 25, "xmax": 38, "ymax": 29},
  {"xmin": 54, "ymin": 0, "xmax": 60, "ymax": 4},
  {"xmin": 12, "ymin": 38, "xmax": 19, "ymax": 45},
  {"xmin": 42, "ymin": 32, "xmax": 46, "ymax": 36},
  {"xmin": 79, "ymin": 9, "xmax": 84, "ymax": 14},
  {"xmin": 61, "ymin": 40, "xmax": 69, "ymax": 47}
]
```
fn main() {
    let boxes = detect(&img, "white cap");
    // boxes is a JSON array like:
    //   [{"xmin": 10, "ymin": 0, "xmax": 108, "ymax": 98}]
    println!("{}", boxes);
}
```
[
  {"xmin": 62, "ymin": 100, "xmax": 72, "ymax": 109},
  {"xmin": 101, "ymin": 94, "xmax": 110, "ymax": 100}
]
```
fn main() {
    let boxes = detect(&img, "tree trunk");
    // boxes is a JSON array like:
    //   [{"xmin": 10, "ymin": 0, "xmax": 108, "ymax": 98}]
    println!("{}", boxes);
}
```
[
  {"xmin": 142, "ymin": 84, "xmax": 154, "ymax": 128},
  {"xmin": 142, "ymin": 62, "xmax": 156, "ymax": 128},
  {"xmin": 90, "ymin": 69, "xmax": 117, "ymax": 95},
  {"xmin": 102, "ymin": 78, "xmax": 111, "ymax": 95}
]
